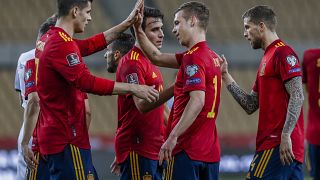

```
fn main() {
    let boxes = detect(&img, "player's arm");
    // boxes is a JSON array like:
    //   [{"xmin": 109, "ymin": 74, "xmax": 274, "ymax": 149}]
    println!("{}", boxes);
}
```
[
  {"xmin": 53, "ymin": 43, "xmax": 159, "ymax": 103},
  {"xmin": 163, "ymin": 103, "xmax": 170, "ymax": 126},
  {"xmin": 133, "ymin": 16, "xmax": 179, "ymax": 68},
  {"xmin": 280, "ymin": 76, "xmax": 304, "ymax": 165},
  {"xmin": 133, "ymin": 84, "xmax": 174, "ymax": 113},
  {"xmin": 84, "ymin": 97, "xmax": 91, "ymax": 129},
  {"xmin": 21, "ymin": 92, "xmax": 39, "ymax": 169},
  {"xmin": 159, "ymin": 90, "xmax": 204, "ymax": 165},
  {"xmin": 220, "ymin": 55, "xmax": 259, "ymax": 114},
  {"xmin": 103, "ymin": 0, "xmax": 143, "ymax": 44}
]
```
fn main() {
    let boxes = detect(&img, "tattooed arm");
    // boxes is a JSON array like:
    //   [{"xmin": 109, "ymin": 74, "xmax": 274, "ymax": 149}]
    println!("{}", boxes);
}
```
[
  {"xmin": 220, "ymin": 55, "xmax": 259, "ymax": 114},
  {"xmin": 280, "ymin": 76, "xmax": 304, "ymax": 165},
  {"xmin": 226, "ymin": 82, "xmax": 259, "ymax": 114},
  {"xmin": 282, "ymin": 76, "xmax": 304, "ymax": 134}
]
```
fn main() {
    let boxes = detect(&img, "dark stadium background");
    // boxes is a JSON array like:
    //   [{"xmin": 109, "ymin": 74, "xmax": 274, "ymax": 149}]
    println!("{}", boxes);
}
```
[{"xmin": 0, "ymin": 0, "xmax": 318, "ymax": 179}]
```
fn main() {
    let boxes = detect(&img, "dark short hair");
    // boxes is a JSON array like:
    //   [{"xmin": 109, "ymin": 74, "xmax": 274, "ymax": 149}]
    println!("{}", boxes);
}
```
[
  {"xmin": 37, "ymin": 14, "xmax": 57, "ymax": 39},
  {"xmin": 57, "ymin": 0, "xmax": 93, "ymax": 17},
  {"xmin": 110, "ymin": 33, "xmax": 135, "ymax": 56},
  {"xmin": 175, "ymin": 1, "xmax": 209, "ymax": 31},
  {"xmin": 130, "ymin": 6, "xmax": 164, "ymax": 37},
  {"xmin": 242, "ymin": 5, "xmax": 277, "ymax": 32}
]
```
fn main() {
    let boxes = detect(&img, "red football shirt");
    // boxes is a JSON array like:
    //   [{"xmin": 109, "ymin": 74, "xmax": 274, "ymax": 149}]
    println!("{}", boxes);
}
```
[
  {"xmin": 253, "ymin": 39, "xmax": 304, "ymax": 163},
  {"xmin": 37, "ymin": 27, "xmax": 115, "ymax": 155},
  {"xmin": 115, "ymin": 46, "xmax": 165, "ymax": 163},
  {"xmin": 303, "ymin": 48, "xmax": 320, "ymax": 145},
  {"xmin": 170, "ymin": 41, "xmax": 221, "ymax": 163}
]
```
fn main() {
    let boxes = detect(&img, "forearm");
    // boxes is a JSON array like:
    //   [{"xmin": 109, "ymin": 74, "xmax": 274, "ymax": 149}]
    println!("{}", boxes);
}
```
[
  {"xmin": 282, "ymin": 77, "xmax": 304, "ymax": 135},
  {"xmin": 223, "ymin": 73, "xmax": 258, "ymax": 114},
  {"xmin": 169, "ymin": 91, "xmax": 204, "ymax": 138},
  {"xmin": 112, "ymin": 82, "xmax": 136, "ymax": 95},
  {"xmin": 103, "ymin": 21, "xmax": 131, "ymax": 44},
  {"xmin": 135, "ymin": 28, "xmax": 178, "ymax": 68},
  {"xmin": 134, "ymin": 85, "xmax": 174, "ymax": 113},
  {"xmin": 21, "ymin": 98, "xmax": 39, "ymax": 145},
  {"xmin": 163, "ymin": 104, "xmax": 170, "ymax": 126}
]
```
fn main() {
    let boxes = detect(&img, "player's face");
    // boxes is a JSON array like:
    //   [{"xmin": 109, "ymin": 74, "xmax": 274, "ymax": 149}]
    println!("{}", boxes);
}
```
[
  {"xmin": 104, "ymin": 45, "xmax": 118, "ymax": 73},
  {"xmin": 144, "ymin": 17, "xmax": 164, "ymax": 49},
  {"xmin": 172, "ymin": 10, "xmax": 192, "ymax": 47},
  {"xmin": 243, "ymin": 17, "xmax": 263, "ymax": 49},
  {"xmin": 74, "ymin": 2, "xmax": 92, "ymax": 33}
]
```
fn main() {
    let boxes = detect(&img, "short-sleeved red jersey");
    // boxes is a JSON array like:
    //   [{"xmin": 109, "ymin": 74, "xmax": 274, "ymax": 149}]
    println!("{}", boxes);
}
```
[
  {"xmin": 170, "ymin": 41, "xmax": 222, "ymax": 163},
  {"xmin": 37, "ymin": 27, "xmax": 115, "ymax": 155},
  {"xmin": 115, "ymin": 46, "xmax": 165, "ymax": 163},
  {"xmin": 302, "ymin": 48, "xmax": 320, "ymax": 145},
  {"xmin": 253, "ymin": 39, "xmax": 304, "ymax": 163}
]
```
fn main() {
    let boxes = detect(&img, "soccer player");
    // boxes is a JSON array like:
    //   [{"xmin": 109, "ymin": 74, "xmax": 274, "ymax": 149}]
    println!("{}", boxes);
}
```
[
  {"xmin": 36, "ymin": 0, "xmax": 159, "ymax": 179},
  {"xmin": 134, "ymin": 2, "xmax": 222, "ymax": 179},
  {"xmin": 220, "ymin": 5, "xmax": 304, "ymax": 179},
  {"xmin": 14, "ymin": 48, "xmax": 35, "ymax": 180},
  {"xmin": 302, "ymin": 48, "xmax": 320, "ymax": 180},
  {"xmin": 104, "ymin": 33, "xmax": 135, "ymax": 73},
  {"xmin": 113, "ymin": 7, "xmax": 174, "ymax": 180}
]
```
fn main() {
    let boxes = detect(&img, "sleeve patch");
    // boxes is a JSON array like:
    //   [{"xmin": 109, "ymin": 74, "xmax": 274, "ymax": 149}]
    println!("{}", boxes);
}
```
[
  {"xmin": 186, "ymin": 78, "xmax": 201, "ymax": 85},
  {"xmin": 66, "ymin": 53, "xmax": 80, "ymax": 66},
  {"xmin": 288, "ymin": 67, "xmax": 301, "ymax": 73},
  {"xmin": 126, "ymin": 73, "xmax": 139, "ymax": 84},
  {"xmin": 24, "ymin": 69, "xmax": 32, "ymax": 81},
  {"xmin": 25, "ymin": 81, "xmax": 35, "ymax": 88},
  {"xmin": 185, "ymin": 64, "xmax": 199, "ymax": 77},
  {"xmin": 286, "ymin": 55, "xmax": 297, "ymax": 67}
]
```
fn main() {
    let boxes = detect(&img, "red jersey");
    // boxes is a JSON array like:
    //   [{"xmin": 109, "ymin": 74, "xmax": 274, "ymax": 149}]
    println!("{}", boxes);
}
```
[
  {"xmin": 170, "ymin": 41, "xmax": 222, "ymax": 163},
  {"xmin": 115, "ymin": 46, "xmax": 165, "ymax": 163},
  {"xmin": 253, "ymin": 39, "xmax": 304, "ymax": 163},
  {"xmin": 37, "ymin": 27, "xmax": 115, "ymax": 155},
  {"xmin": 303, "ymin": 48, "xmax": 320, "ymax": 145}
]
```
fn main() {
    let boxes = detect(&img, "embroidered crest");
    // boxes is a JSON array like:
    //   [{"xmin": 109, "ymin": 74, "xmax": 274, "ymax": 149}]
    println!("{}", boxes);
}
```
[
  {"xmin": 185, "ymin": 64, "xmax": 199, "ymax": 77},
  {"xmin": 286, "ymin": 55, "xmax": 297, "ymax": 67},
  {"xmin": 66, "ymin": 53, "xmax": 80, "ymax": 66},
  {"xmin": 126, "ymin": 73, "xmax": 139, "ymax": 84}
]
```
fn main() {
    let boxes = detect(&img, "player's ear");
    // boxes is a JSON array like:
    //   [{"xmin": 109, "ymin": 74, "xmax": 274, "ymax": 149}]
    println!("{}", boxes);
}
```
[
  {"xmin": 114, "ymin": 50, "xmax": 121, "ymax": 61},
  {"xmin": 190, "ymin": 16, "xmax": 197, "ymax": 27},
  {"xmin": 71, "ymin": 6, "xmax": 79, "ymax": 18},
  {"xmin": 258, "ymin": 22, "xmax": 265, "ymax": 32}
]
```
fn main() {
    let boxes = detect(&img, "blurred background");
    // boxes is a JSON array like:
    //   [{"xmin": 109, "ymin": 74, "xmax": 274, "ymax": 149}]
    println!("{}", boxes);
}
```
[{"xmin": 0, "ymin": 0, "xmax": 318, "ymax": 179}]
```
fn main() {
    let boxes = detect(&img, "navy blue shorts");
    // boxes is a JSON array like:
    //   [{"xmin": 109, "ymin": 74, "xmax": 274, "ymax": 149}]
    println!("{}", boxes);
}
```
[
  {"xmin": 306, "ymin": 143, "xmax": 320, "ymax": 179},
  {"xmin": 119, "ymin": 151, "xmax": 165, "ymax": 180},
  {"xmin": 165, "ymin": 151, "xmax": 219, "ymax": 180},
  {"xmin": 46, "ymin": 144, "xmax": 98, "ymax": 180},
  {"xmin": 246, "ymin": 146, "xmax": 303, "ymax": 180},
  {"xmin": 26, "ymin": 152, "xmax": 49, "ymax": 180}
]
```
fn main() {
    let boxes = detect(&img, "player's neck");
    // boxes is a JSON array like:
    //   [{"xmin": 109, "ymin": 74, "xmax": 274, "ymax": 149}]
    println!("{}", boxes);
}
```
[
  {"xmin": 187, "ymin": 32, "xmax": 206, "ymax": 49},
  {"xmin": 56, "ymin": 18, "xmax": 75, "ymax": 38},
  {"xmin": 262, "ymin": 31, "xmax": 279, "ymax": 51}
]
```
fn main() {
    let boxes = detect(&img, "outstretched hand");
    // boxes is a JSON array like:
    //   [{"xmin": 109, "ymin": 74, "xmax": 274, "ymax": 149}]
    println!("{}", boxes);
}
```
[
  {"xmin": 132, "ymin": 85, "xmax": 159, "ymax": 103},
  {"xmin": 125, "ymin": 0, "xmax": 144, "ymax": 25},
  {"xmin": 219, "ymin": 54, "xmax": 229, "ymax": 75}
]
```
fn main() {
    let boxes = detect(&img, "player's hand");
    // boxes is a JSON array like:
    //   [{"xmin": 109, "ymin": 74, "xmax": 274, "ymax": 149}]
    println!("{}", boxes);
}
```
[
  {"xmin": 280, "ymin": 133, "xmax": 295, "ymax": 165},
  {"xmin": 110, "ymin": 156, "xmax": 120, "ymax": 176},
  {"xmin": 22, "ymin": 144, "xmax": 38, "ymax": 170},
  {"xmin": 132, "ymin": 85, "xmax": 159, "ymax": 103},
  {"xmin": 125, "ymin": 0, "xmax": 144, "ymax": 25},
  {"xmin": 158, "ymin": 135, "xmax": 177, "ymax": 165},
  {"xmin": 219, "ymin": 54, "xmax": 229, "ymax": 76}
]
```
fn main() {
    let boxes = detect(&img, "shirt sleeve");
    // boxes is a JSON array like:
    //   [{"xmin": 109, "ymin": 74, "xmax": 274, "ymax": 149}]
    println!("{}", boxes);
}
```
[
  {"xmin": 50, "ymin": 41, "xmax": 114, "ymax": 95},
  {"xmin": 14, "ymin": 60, "xmax": 21, "ymax": 91},
  {"xmin": 74, "ymin": 33, "xmax": 107, "ymax": 57},
  {"xmin": 182, "ymin": 54, "xmax": 206, "ymax": 93},
  {"xmin": 275, "ymin": 47, "xmax": 302, "ymax": 82},
  {"xmin": 302, "ymin": 51, "xmax": 310, "ymax": 84},
  {"xmin": 119, "ymin": 59, "xmax": 145, "ymax": 98},
  {"xmin": 24, "ymin": 59, "xmax": 37, "ymax": 100},
  {"xmin": 175, "ymin": 53, "xmax": 184, "ymax": 65}
]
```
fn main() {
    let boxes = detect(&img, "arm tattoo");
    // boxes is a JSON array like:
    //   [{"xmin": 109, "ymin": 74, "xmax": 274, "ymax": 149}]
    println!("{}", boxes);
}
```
[
  {"xmin": 152, "ymin": 51, "xmax": 157, "ymax": 57},
  {"xmin": 283, "ymin": 76, "xmax": 304, "ymax": 134},
  {"xmin": 227, "ymin": 82, "xmax": 259, "ymax": 114},
  {"xmin": 105, "ymin": 32, "xmax": 120, "ymax": 44}
]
